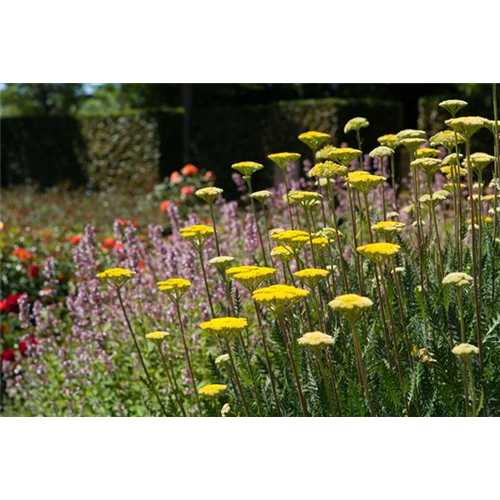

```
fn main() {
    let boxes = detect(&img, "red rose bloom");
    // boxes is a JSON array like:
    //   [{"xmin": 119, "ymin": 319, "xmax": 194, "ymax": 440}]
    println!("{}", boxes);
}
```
[
  {"xmin": 0, "ymin": 294, "xmax": 22, "ymax": 313},
  {"xmin": 28, "ymin": 263, "xmax": 40, "ymax": 279},
  {"xmin": 181, "ymin": 186, "xmax": 195, "ymax": 196},
  {"xmin": 1, "ymin": 348, "xmax": 15, "ymax": 363},
  {"xmin": 181, "ymin": 164, "xmax": 199, "ymax": 176}
]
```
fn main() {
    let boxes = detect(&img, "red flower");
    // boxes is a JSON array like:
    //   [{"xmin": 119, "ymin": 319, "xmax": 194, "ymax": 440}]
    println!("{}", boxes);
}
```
[
  {"xmin": 28, "ymin": 263, "xmax": 40, "ymax": 279},
  {"xmin": 19, "ymin": 335, "xmax": 38, "ymax": 357},
  {"xmin": 139, "ymin": 259, "xmax": 146, "ymax": 269},
  {"xmin": 170, "ymin": 171, "xmax": 182, "ymax": 184},
  {"xmin": 1, "ymin": 348, "xmax": 15, "ymax": 363},
  {"xmin": 102, "ymin": 237, "xmax": 116, "ymax": 250},
  {"xmin": 11, "ymin": 248, "xmax": 35, "ymax": 261},
  {"xmin": 70, "ymin": 235, "xmax": 81, "ymax": 245},
  {"xmin": 181, "ymin": 186, "xmax": 195, "ymax": 196},
  {"xmin": 43, "ymin": 231, "xmax": 52, "ymax": 239},
  {"xmin": 160, "ymin": 200, "xmax": 170, "ymax": 212},
  {"xmin": 204, "ymin": 170, "xmax": 215, "ymax": 181},
  {"xmin": 181, "ymin": 164, "xmax": 199, "ymax": 176},
  {"xmin": 0, "ymin": 294, "xmax": 22, "ymax": 313},
  {"xmin": 113, "ymin": 242, "xmax": 125, "ymax": 252}
]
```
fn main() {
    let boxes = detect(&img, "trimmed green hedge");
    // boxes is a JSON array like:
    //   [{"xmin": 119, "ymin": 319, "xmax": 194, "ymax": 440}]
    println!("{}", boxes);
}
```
[{"xmin": 1, "ymin": 98, "xmax": 403, "ymax": 193}]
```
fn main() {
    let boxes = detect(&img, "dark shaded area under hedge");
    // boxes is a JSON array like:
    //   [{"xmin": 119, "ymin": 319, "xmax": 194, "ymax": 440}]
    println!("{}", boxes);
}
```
[{"xmin": 1, "ymin": 98, "xmax": 403, "ymax": 195}]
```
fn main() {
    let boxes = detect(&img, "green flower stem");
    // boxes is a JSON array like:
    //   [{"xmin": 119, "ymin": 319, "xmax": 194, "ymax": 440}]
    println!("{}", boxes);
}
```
[
  {"xmin": 426, "ymin": 177, "xmax": 444, "ymax": 280},
  {"xmin": 347, "ymin": 185, "xmax": 364, "ymax": 294},
  {"xmin": 276, "ymin": 311, "xmax": 308, "ymax": 416},
  {"xmin": 224, "ymin": 337, "xmax": 251, "ymax": 416},
  {"xmin": 390, "ymin": 154, "xmax": 397, "ymax": 211},
  {"xmin": 326, "ymin": 180, "xmax": 349, "ymax": 292},
  {"xmin": 208, "ymin": 202, "xmax": 221, "ymax": 256},
  {"xmin": 174, "ymin": 300, "xmax": 203, "ymax": 415},
  {"xmin": 492, "ymin": 83, "xmax": 499, "ymax": 308},
  {"xmin": 467, "ymin": 361, "xmax": 477, "ymax": 417},
  {"xmin": 247, "ymin": 180, "xmax": 269, "ymax": 267},
  {"xmin": 157, "ymin": 344, "xmax": 187, "ymax": 416},
  {"xmin": 282, "ymin": 168, "xmax": 296, "ymax": 230},
  {"xmin": 326, "ymin": 351, "xmax": 342, "ymax": 415},
  {"xmin": 452, "ymin": 133, "xmax": 464, "ymax": 271},
  {"xmin": 237, "ymin": 330, "xmax": 264, "ymax": 415},
  {"xmin": 456, "ymin": 287, "xmax": 466, "ymax": 343},
  {"xmin": 347, "ymin": 317, "xmax": 376, "ymax": 416},
  {"xmin": 314, "ymin": 350, "xmax": 336, "ymax": 416},
  {"xmin": 461, "ymin": 360, "xmax": 470, "ymax": 417},
  {"xmin": 261, "ymin": 202, "xmax": 273, "ymax": 256},
  {"xmin": 362, "ymin": 192, "xmax": 374, "ymax": 243},
  {"xmin": 411, "ymin": 162, "xmax": 426, "ymax": 295},
  {"xmin": 304, "ymin": 208, "xmax": 318, "ymax": 268},
  {"xmin": 477, "ymin": 169, "xmax": 484, "ymax": 292},
  {"xmin": 116, "ymin": 287, "xmax": 168, "ymax": 417},
  {"xmin": 197, "ymin": 246, "xmax": 215, "ymax": 317},
  {"xmin": 465, "ymin": 138, "xmax": 484, "ymax": 374},
  {"xmin": 253, "ymin": 300, "xmax": 282, "ymax": 416}
]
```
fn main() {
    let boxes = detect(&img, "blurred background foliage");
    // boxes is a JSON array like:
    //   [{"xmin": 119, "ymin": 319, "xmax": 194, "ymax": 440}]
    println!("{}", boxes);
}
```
[{"xmin": 0, "ymin": 83, "xmax": 495, "ymax": 194}]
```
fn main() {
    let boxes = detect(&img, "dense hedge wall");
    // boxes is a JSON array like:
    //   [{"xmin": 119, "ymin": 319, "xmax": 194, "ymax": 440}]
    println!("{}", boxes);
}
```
[{"xmin": 1, "ymin": 98, "xmax": 403, "ymax": 193}]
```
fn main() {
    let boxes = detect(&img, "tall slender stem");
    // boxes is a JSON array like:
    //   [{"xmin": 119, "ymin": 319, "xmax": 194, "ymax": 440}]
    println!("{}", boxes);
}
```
[
  {"xmin": 116, "ymin": 288, "xmax": 168, "ymax": 417},
  {"xmin": 209, "ymin": 202, "xmax": 221, "ymax": 256},
  {"xmin": 197, "ymin": 247, "xmax": 215, "ymax": 317},
  {"xmin": 158, "ymin": 345, "xmax": 187, "ymax": 416},
  {"xmin": 224, "ymin": 337, "xmax": 251, "ymax": 416}
]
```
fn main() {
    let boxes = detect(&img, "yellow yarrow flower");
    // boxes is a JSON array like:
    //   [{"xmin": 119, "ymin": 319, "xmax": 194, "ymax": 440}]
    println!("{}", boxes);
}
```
[
  {"xmin": 231, "ymin": 161, "xmax": 264, "ymax": 177},
  {"xmin": 293, "ymin": 268, "xmax": 329, "ymax": 288},
  {"xmin": 229, "ymin": 266, "xmax": 277, "ymax": 292},
  {"xmin": 357, "ymin": 242, "xmax": 400, "ymax": 264},
  {"xmin": 411, "ymin": 158, "xmax": 442, "ymax": 176},
  {"xmin": 268, "ymin": 152, "xmax": 301, "ymax": 170},
  {"xmin": 329, "ymin": 294, "xmax": 373, "ymax": 319},
  {"xmin": 377, "ymin": 134, "xmax": 399, "ymax": 149},
  {"xmin": 145, "ymin": 331, "xmax": 170, "ymax": 344},
  {"xmin": 369, "ymin": 146, "xmax": 394, "ymax": 158},
  {"xmin": 465, "ymin": 152, "xmax": 495, "ymax": 172},
  {"xmin": 270, "ymin": 245, "xmax": 294, "ymax": 262},
  {"xmin": 371, "ymin": 221, "xmax": 405, "ymax": 240},
  {"xmin": 430, "ymin": 130, "xmax": 465, "ymax": 150},
  {"xmin": 271, "ymin": 230, "xmax": 311, "ymax": 250},
  {"xmin": 446, "ymin": 116, "xmax": 488, "ymax": 138},
  {"xmin": 96, "ymin": 267, "xmax": 136, "ymax": 288},
  {"xmin": 198, "ymin": 384, "xmax": 227, "ymax": 398},
  {"xmin": 298, "ymin": 331, "xmax": 334, "ymax": 349},
  {"xmin": 195, "ymin": 186, "xmax": 223, "ymax": 203},
  {"xmin": 439, "ymin": 99, "xmax": 468, "ymax": 117},
  {"xmin": 347, "ymin": 172, "xmax": 386, "ymax": 194},
  {"xmin": 209, "ymin": 256, "xmax": 235, "ymax": 272},
  {"xmin": 344, "ymin": 117, "xmax": 370, "ymax": 134},
  {"xmin": 298, "ymin": 131, "xmax": 331, "ymax": 151},
  {"xmin": 250, "ymin": 190, "xmax": 273, "ymax": 204},
  {"xmin": 180, "ymin": 224, "xmax": 214, "ymax": 248},
  {"xmin": 287, "ymin": 190, "xmax": 322, "ymax": 209},
  {"xmin": 315, "ymin": 145, "xmax": 337, "ymax": 161},
  {"xmin": 419, "ymin": 192, "xmax": 447, "ymax": 206},
  {"xmin": 226, "ymin": 265, "xmax": 260, "ymax": 276},
  {"xmin": 308, "ymin": 161, "xmax": 349, "ymax": 179},
  {"xmin": 253, "ymin": 284, "xmax": 309, "ymax": 311},
  {"xmin": 415, "ymin": 147, "xmax": 441, "ymax": 159},
  {"xmin": 397, "ymin": 129, "xmax": 426, "ymax": 139},
  {"xmin": 200, "ymin": 317, "xmax": 249, "ymax": 341},
  {"xmin": 309, "ymin": 236, "xmax": 329, "ymax": 249},
  {"xmin": 328, "ymin": 147, "xmax": 362, "ymax": 166},
  {"xmin": 452, "ymin": 343, "xmax": 479, "ymax": 358},
  {"xmin": 157, "ymin": 278, "xmax": 192, "ymax": 301},
  {"xmin": 399, "ymin": 137, "xmax": 426, "ymax": 151},
  {"xmin": 441, "ymin": 165, "xmax": 467, "ymax": 179}
]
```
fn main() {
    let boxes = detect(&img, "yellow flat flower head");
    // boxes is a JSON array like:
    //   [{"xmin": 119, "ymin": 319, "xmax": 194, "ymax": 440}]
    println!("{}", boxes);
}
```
[
  {"xmin": 419, "ymin": 192, "xmax": 447, "ymax": 206},
  {"xmin": 226, "ymin": 265, "xmax": 260, "ymax": 277},
  {"xmin": 250, "ymin": 190, "xmax": 273, "ymax": 204},
  {"xmin": 195, "ymin": 186, "xmax": 223, "ymax": 203},
  {"xmin": 198, "ymin": 384, "xmax": 227, "ymax": 398},
  {"xmin": 200, "ymin": 317, "xmax": 249, "ymax": 341},
  {"xmin": 439, "ymin": 99, "xmax": 468, "ymax": 117},
  {"xmin": 411, "ymin": 158, "xmax": 442, "ymax": 176},
  {"xmin": 465, "ymin": 152, "xmax": 495, "ymax": 172},
  {"xmin": 145, "ymin": 331, "xmax": 170, "ymax": 344},
  {"xmin": 415, "ymin": 148, "xmax": 441, "ymax": 159},
  {"xmin": 328, "ymin": 147, "xmax": 362, "ymax": 166},
  {"xmin": 441, "ymin": 165, "xmax": 467, "ymax": 179},
  {"xmin": 397, "ymin": 129, "xmax": 426, "ymax": 140},
  {"xmin": 298, "ymin": 331, "xmax": 335, "ymax": 349},
  {"xmin": 319, "ymin": 227, "xmax": 344, "ymax": 242},
  {"xmin": 430, "ymin": 130, "xmax": 465, "ymax": 150},
  {"xmin": 347, "ymin": 172, "xmax": 386, "ymax": 194},
  {"xmin": 229, "ymin": 266, "xmax": 277, "ymax": 292},
  {"xmin": 253, "ymin": 284, "xmax": 309, "ymax": 312},
  {"xmin": 215, "ymin": 353, "xmax": 230, "ymax": 365},
  {"xmin": 329, "ymin": 294, "xmax": 373, "ymax": 318},
  {"xmin": 357, "ymin": 242, "xmax": 401, "ymax": 264},
  {"xmin": 369, "ymin": 146, "xmax": 394, "ymax": 158},
  {"xmin": 377, "ymin": 134, "xmax": 400, "ymax": 149},
  {"xmin": 344, "ymin": 117, "xmax": 370, "ymax": 134},
  {"xmin": 442, "ymin": 272, "xmax": 473, "ymax": 288},
  {"xmin": 271, "ymin": 230, "xmax": 311, "ymax": 250},
  {"xmin": 209, "ymin": 256, "xmax": 235, "ymax": 271},
  {"xmin": 268, "ymin": 152, "xmax": 301, "ymax": 170},
  {"xmin": 445, "ymin": 116, "xmax": 488, "ymax": 138},
  {"xmin": 287, "ymin": 190, "xmax": 322, "ymax": 209},
  {"xmin": 371, "ymin": 221, "xmax": 405, "ymax": 240},
  {"xmin": 157, "ymin": 278, "xmax": 192, "ymax": 301},
  {"xmin": 231, "ymin": 161, "xmax": 264, "ymax": 177},
  {"xmin": 293, "ymin": 268, "xmax": 329, "ymax": 287},
  {"xmin": 399, "ymin": 137, "xmax": 426, "ymax": 151},
  {"xmin": 96, "ymin": 267, "xmax": 136, "ymax": 288},
  {"xmin": 452, "ymin": 343, "xmax": 479, "ymax": 358},
  {"xmin": 298, "ymin": 131, "xmax": 331, "ymax": 151},
  {"xmin": 180, "ymin": 224, "xmax": 214, "ymax": 248},
  {"xmin": 270, "ymin": 245, "xmax": 294, "ymax": 262},
  {"xmin": 309, "ymin": 236, "xmax": 329, "ymax": 249},
  {"xmin": 315, "ymin": 145, "xmax": 337, "ymax": 161},
  {"xmin": 308, "ymin": 161, "xmax": 349, "ymax": 179}
]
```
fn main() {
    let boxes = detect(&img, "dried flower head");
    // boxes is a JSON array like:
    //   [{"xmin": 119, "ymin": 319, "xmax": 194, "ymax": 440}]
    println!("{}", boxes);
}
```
[
  {"xmin": 198, "ymin": 384, "xmax": 227, "ymax": 398},
  {"xmin": 442, "ymin": 272, "xmax": 473, "ymax": 288},
  {"xmin": 268, "ymin": 152, "xmax": 301, "ymax": 170},
  {"xmin": 439, "ymin": 99, "xmax": 468, "ymax": 116},
  {"xmin": 417, "ymin": 347, "xmax": 437, "ymax": 367},
  {"xmin": 298, "ymin": 131, "xmax": 331, "ymax": 151},
  {"xmin": 195, "ymin": 186, "xmax": 223, "ymax": 203},
  {"xmin": 369, "ymin": 146, "xmax": 394, "ymax": 158},
  {"xmin": 298, "ymin": 331, "xmax": 335, "ymax": 349},
  {"xmin": 344, "ymin": 117, "xmax": 370, "ymax": 134}
]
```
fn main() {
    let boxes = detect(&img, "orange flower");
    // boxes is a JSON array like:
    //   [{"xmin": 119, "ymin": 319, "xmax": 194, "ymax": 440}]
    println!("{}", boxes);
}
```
[
  {"xmin": 70, "ymin": 235, "xmax": 81, "ymax": 245},
  {"xmin": 181, "ymin": 163, "xmax": 199, "ymax": 176},
  {"xmin": 43, "ymin": 231, "xmax": 52, "ymax": 239},
  {"xmin": 170, "ymin": 171, "xmax": 182, "ymax": 184},
  {"xmin": 204, "ymin": 170, "xmax": 214, "ymax": 181},
  {"xmin": 11, "ymin": 248, "xmax": 35, "ymax": 261},
  {"xmin": 160, "ymin": 200, "xmax": 170, "ymax": 212},
  {"xmin": 102, "ymin": 237, "xmax": 116, "ymax": 250},
  {"xmin": 181, "ymin": 186, "xmax": 195, "ymax": 196}
]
